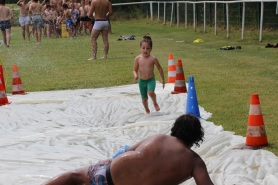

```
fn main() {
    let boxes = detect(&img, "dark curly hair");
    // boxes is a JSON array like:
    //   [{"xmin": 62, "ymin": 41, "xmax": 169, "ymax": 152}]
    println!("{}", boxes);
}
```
[
  {"xmin": 170, "ymin": 114, "xmax": 204, "ymax": 147},
  {"xmin": 0, "ymin": 0, "xmax": 5, "ymax": 5},
  {"xmin": 140, "ymin": 35, "xmax": 152, "ymax": 48}
]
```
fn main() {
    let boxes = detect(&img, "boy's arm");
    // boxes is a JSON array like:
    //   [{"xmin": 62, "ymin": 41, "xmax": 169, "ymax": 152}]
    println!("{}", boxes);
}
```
[
  {"xmin": 133, "ymin": 57, "xmax": 139, "ymax": 82},
  {"xmin": 154, "ymin": 58, "xmax": 165, "ymax": 89}
]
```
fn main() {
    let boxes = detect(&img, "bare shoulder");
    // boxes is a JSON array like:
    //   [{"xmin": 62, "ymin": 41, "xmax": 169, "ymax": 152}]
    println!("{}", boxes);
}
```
[{"xmin": 134, "ymin": 54, "xmax": 143, "ymax": 61}]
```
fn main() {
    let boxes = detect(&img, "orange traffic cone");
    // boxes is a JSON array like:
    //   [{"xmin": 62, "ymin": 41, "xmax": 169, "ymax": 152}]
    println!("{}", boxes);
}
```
[
  {"xmin": 0, "ymin": 78, "xmax": 9, "ymax": 106},
  {"xmin": 171, "ymin": 59, "xmax": 187, "ymax": 94},
  {"xmin": 0, "ymin": 64, "xmax": 5, "ymax": 91},
  {"xmin": 168, "ymin": 54, "xmax": 176, "ymax": 83},
  {"xmin": 244, "ymin": 94, "xmax": 268, "ymax": 149},
  {"xmin": 12, "ymin": 64, "xmax": 26, "ymax": 95}
]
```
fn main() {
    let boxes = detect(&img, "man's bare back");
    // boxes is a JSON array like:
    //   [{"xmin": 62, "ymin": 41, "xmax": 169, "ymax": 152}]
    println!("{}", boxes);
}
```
[
  {"xmin": 41, "ymin": 114, "xmax": 213, "ymax": 185},
  {"xmin": 17, "ymin": 0, "xmax": 29, "ymax": 16},
  {"xmin": 29, "ymin": 1, "xmax": 42, "ymax": 15},
  {"xmin": 0, "ymin": 5, "xmax": 13, "ymax": 21},
  {"xmin": 90, "ymin": 0, "xmax": 112, "ymax": 20},
  {"xmin": 111, "ymin": 134, "xmax": 205, "ymax": 185}
]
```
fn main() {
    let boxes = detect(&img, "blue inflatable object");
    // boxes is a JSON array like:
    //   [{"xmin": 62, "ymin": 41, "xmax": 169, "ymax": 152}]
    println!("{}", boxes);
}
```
[
  {"xmin": 186, "ymin": 76, "xmax": 201, "ymax": 118},
  {"xmin": 112, "ymin": 145, "xmax": 130, "ymax": 158}
]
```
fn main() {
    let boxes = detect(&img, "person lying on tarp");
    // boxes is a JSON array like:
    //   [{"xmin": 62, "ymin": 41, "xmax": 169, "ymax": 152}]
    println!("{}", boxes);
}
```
[{"xmin": 41, "ymin": 114, "xmax": 214, "ymax": 185}]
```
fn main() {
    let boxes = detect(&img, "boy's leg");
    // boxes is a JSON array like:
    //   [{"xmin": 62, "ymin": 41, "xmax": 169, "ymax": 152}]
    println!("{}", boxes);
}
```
[
  {"xmin": 148, "ymin": 91, "xmax": 160, "ymax": 112},
  {"xmin": 142, "ymin": 98, "xmax": 150, "ymax": 114},
  {"xmin": 46, "ymin": 24, "xmax": 50, "ymax": 38}
]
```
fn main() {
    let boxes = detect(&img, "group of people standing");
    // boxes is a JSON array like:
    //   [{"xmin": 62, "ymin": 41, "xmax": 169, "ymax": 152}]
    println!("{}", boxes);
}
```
[{"xmin": 0, "ymin": 0, "xmax": 113, "ymax": 61}]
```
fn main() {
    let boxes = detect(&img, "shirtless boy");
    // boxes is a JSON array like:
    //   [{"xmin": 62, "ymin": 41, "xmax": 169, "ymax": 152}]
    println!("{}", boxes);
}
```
[
  {"xmin": 43, "ymin": 4, "xmax": 51, "ymax": 38},
  {"xmin": 0, "ymin": 0, "xmax": 14, "ymax": 47},
  {"xmin": 78, "ymin": 0, "xmax": 90, "ymax": 35},
  {"xmin": 17, "ymin": 0, "xmax": 31, "ymax": 42},
  {"xmin": 41, "ymin": 114, "xmax": 214, "ymax": 185},
  {"xmin": 62, "ymin": 3, "xmax": 74, "ymax": 39},
  {"xmin": 133, "ymin": 36, "xmax": 165, "ymax": 114},
  {"xmin": 88, "ymin": 0, "xmax": 113, "ymax": 60}
]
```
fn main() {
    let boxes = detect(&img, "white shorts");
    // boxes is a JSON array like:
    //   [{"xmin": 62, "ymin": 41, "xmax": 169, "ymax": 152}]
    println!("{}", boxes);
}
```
[
  {"xmin": 93, "ymin": 19, "xmax": 109, "ymax": 31},
  {"xmin": 19, "ymin": 16, "xmax": 30, "ymax": 27}
]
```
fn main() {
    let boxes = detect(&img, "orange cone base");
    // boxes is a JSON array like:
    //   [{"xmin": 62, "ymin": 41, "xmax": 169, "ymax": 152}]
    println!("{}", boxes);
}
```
[
  {"xmin": 0, "ymin": 99, "xmax": 11, "ymax": 106},
  {"xmin": 12, "ymin": 91, "xmax": 26, "ymax": 95},
  {"xmin": 171, "ymin": 90, "xmax": 187, "ymax": 94},
  {"xmin": 246, "ymin": 136, "xmax": 268, "ymax": 147},
  {"xmin": 243, "ymin": 144, "xmax": 268, "ymax": 150},
  {"xmin": 171, "ymin": 87, "xmax": 187, "ymax": 94}
]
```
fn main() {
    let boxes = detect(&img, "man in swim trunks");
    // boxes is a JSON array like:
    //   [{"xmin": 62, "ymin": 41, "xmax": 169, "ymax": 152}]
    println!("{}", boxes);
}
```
[
  {"xmin": 87, "ymin": 0, "xmax": 113, "ymax": 60},
  {"xmin": 17, "ymin": 0, "xmax": 31, "ymax": 42},
  {"xmin": 41, "ymin": 114, "xmax": 214, "ymax": 185},
  {"xmin": 29, "ymin": 0, "xmax": 43, "ymax": 44},
  {"xmin": 0, "ymin": 0, "xmax": 14, "ymax": 47}
]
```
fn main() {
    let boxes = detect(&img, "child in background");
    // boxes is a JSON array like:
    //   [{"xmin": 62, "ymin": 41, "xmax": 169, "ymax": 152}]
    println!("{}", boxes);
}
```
[
  {"xmin": 62, "ymin": 3, "xmax": 74, "ymax": 39},
  {"xmin": 133, "ymin": 35, "xmax": 165, "ymax": 114},
  {"xmin": 55, "ymin": 11, "xmax": 63, "ymax": 37}
]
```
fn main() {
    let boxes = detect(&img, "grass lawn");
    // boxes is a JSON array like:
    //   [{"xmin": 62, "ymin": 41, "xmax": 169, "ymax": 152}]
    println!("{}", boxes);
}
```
[{"xmin": 0, "ymin": 19, "xmax": 277, "ymax": 155}]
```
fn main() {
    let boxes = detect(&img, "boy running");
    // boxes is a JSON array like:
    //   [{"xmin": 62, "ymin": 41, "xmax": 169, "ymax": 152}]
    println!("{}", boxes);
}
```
[{"xmin": 133, "ymin": 36, "xmax": 165, "ymax": 114}]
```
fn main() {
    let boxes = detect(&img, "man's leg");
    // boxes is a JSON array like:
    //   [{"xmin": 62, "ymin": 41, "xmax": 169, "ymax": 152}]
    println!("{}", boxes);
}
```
[
  {"xmin": 1, "ymin": 31, "xmax": 7, "ymax": 47},
  {"xmin": 36, "ymin": 27, "xmax": 41, "ymax": 44},
  {"xmin": 5, "ymin": 29, "xmax": 11, "ymax": 47},
  {"xmin": 25, "ymin": 24, "xmax": 30, "ymax": 42},
  {"xmin": 88, "ymin": 29, "xmax": 100, "ymax": 60},
  {"xmin": 101, "ymin": 29, "xmax": 109, "ymax": 59},
  {"xmin": 21, "ymin": 26, "xmax": 26, "ymax": 41}
]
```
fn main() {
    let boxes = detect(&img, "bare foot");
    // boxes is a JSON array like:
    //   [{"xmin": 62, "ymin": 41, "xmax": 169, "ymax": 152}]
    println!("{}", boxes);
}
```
[
  {"xmin": 154, "ymin": 103, "xmax": 160, "ymax": 112},
  {"xmin": 145, "ymin": 109, "xmax": 150, "ymax": 114},
  {"xmin": 99, "ymin": 56, "xmax": 107, "ymax": 60},
  {"xmin": 88, "ymin": 57, "xmax": 96, "ymax": 60}
]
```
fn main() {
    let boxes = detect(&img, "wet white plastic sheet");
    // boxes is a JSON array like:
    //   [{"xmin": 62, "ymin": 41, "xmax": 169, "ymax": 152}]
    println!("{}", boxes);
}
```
[{"xmin": 0, "ymin": 83, "xmax": 277, "ymax": 185}]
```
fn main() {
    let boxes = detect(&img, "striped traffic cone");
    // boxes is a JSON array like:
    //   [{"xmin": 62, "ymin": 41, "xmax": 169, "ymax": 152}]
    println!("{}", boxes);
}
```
[
  {"xmin": 0, "ymin": 64, "xmax": 5, "ymax": 91},
  {"xmin": 168, "ymin": 54, "xmax": 176, "ymax": 83},
  {"xmin": 171, "ymin": 59, "xmax": 187, "ymax": 94},
  {"xmin": 0, "ymin": 78, "xmax": 9, "ymax": 106},
  {"xmin": 12, "ymin": 64, "xmax": 26, "ymax": 95},
  {"xmin": 244, "ymin": 94, "xmax": 268, "ymax": 149}
]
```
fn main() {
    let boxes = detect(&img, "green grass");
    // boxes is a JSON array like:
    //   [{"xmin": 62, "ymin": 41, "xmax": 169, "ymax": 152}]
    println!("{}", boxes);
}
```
[{"xmin": 1, "ymin": 19, "xmax": 277, "ymax": 155}]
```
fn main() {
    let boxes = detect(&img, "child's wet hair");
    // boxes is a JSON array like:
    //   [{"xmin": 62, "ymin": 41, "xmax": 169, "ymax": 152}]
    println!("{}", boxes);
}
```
[{"xmin": 140, "ymin": 35, "xmax": 152, "ymax": 48}]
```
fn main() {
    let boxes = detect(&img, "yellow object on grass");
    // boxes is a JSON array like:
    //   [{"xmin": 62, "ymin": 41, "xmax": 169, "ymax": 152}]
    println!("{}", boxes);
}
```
[{"xmin": 193, "ymin": 38, "xmax": 204, "ymax": 43}]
